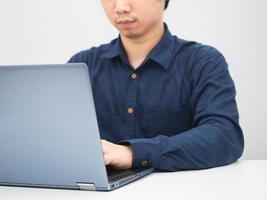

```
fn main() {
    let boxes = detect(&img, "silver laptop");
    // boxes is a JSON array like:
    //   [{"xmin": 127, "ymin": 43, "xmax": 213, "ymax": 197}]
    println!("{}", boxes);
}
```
[{"xmin": 0, "ymin": 63, "xmax": 153, "ymax": 191}]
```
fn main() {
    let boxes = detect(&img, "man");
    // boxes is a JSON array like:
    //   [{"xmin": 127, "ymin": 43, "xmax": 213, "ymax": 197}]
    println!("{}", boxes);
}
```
[{"xmin": 68, "ymin": 0, "xmax": 244, "ymax": 171}]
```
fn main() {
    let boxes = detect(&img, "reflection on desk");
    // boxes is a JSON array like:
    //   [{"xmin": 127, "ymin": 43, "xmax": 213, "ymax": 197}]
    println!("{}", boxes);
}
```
[{"xmin": 0, "ymin": 160, "xmax": 266, "ymax": 200}]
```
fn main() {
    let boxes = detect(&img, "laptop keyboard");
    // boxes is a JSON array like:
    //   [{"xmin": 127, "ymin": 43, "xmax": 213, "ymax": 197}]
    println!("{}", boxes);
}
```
[{"xmin": 107, "ymin": 167, "xmax": 144, "ymax": 182}]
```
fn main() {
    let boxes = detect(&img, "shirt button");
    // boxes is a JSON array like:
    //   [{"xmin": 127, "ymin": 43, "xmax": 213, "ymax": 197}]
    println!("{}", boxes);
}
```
[
  {"xmin": 127, "ymin": 107, "xmax": 134, "ymax": 114},
  {"xmin": 142, "ymin": 160, "xmax": 148, "ymax": 167},
  {"xmin": 131, "ymin": 73, "xmax": 137, "ymax": 79}
]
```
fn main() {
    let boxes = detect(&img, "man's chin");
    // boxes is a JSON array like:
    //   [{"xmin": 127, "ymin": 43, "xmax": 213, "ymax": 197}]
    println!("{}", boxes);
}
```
[{"xmin": 120, "ymin": 31, "xmax": 142, "ymax": 40}]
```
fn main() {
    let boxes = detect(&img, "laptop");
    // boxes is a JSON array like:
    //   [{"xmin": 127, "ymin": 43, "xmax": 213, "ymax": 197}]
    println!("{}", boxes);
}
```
[{"xmin": 0, "ymin": 63, "xmax": 153, "ymax": 191}]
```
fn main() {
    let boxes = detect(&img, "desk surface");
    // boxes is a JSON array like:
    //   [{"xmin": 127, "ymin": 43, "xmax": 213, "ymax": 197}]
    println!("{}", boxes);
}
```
[{"xmin": 1, "ymin": 160, "xmax": 266, "ymax": 200}]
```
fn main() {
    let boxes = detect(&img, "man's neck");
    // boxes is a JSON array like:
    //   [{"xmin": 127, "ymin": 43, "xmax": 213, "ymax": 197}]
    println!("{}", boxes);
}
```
[{"xmin": 120, "ymin": 23, "xmax": 165, "ymax": 70}]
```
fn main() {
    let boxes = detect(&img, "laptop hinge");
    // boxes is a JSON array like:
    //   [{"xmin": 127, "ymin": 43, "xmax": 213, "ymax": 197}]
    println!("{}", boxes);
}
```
[{"xmin": 77, "ymin": 182, "xmax": 96, "ymax": 191}]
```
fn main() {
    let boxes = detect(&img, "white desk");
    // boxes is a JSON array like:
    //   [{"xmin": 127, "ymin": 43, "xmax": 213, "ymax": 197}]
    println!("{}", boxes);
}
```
[{"xmin": 1, "ymin": 160, "xmax": 266, "ymax": 200}]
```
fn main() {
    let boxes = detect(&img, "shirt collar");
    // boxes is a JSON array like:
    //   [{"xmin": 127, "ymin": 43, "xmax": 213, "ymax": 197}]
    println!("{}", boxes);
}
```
[
  {"xmin": 101, "ymin": 23, "xmax": 175, "ymax": 70},
  {"xmin": 101, "ymin": 37, "xmax": 125, "ymax": 59},
  {"xmin": 146, "ymin": 23, "xmax": 175, "ymax": 70}
]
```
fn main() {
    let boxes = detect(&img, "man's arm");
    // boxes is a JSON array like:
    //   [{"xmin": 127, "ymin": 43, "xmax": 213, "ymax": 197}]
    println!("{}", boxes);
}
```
[{"xmin": 103, "ymin": 49, "xmax": 244, "ymax": 171}]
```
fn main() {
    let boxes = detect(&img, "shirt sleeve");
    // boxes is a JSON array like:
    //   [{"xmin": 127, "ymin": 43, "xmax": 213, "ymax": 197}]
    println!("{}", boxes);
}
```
[
  {"xmin": 120, "ymin": 48, "xmax": 244, "ymax": 171},
  {"xmin": 67, "ymin": 50, "xmax": 88, "ymax": 64}
]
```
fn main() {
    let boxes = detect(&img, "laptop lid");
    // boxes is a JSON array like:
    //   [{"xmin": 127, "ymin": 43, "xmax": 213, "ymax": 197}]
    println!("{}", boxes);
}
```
[{"xmin": 0, "ymin": 63, "xmax": 109, "ymax": 190}]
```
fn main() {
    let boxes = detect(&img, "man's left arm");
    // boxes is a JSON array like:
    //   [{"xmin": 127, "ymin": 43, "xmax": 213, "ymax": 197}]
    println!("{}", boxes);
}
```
[{"xmin": 103, "ymin": 49, "xmax": 244, "ymax": 171}]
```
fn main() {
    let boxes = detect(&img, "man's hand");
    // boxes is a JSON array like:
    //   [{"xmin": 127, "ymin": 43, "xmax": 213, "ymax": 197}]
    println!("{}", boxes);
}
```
[{"xmin": 101, "ymin": 140, "xmax": 133, "ymax": 170}]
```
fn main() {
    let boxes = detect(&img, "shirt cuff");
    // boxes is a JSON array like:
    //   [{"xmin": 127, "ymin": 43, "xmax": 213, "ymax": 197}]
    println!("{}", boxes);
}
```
[{"xmin": 119, "ymin": 139, "xmax": 155, "ymax": 169}]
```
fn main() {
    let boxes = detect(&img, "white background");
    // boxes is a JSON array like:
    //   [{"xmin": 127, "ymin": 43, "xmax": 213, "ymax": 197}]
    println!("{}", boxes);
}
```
[{"xmin": 0, "ymin": 0, "xmax": 266, "ymax": 160}]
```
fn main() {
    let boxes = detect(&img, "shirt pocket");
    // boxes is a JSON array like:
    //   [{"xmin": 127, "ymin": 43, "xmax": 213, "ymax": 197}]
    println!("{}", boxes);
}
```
[{"xmin": 142, "ymin": 107, "xmax": 193, "ymax": 137}]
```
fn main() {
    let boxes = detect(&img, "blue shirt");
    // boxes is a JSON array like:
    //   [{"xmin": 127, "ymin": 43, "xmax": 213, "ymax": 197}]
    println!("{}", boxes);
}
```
[{"xmin": 68, "ymin": 24, "xmax": 244, "ymax": 171}]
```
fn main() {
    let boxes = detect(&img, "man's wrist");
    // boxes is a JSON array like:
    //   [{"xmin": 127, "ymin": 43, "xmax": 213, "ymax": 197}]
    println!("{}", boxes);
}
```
[{"xmin": 122, "ymin": 144, "xmax": 133, "ymax": 168}]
